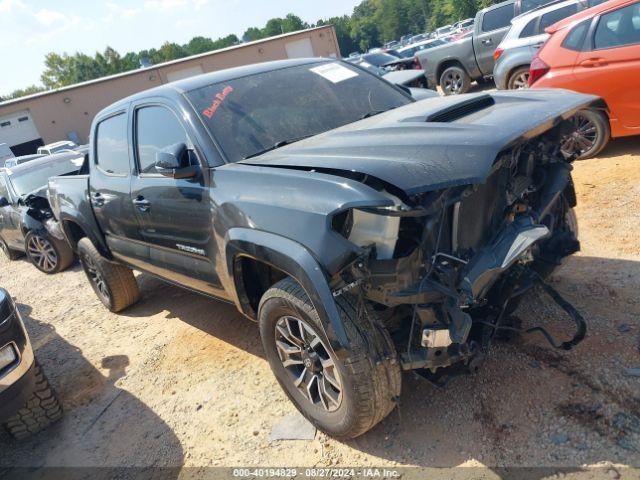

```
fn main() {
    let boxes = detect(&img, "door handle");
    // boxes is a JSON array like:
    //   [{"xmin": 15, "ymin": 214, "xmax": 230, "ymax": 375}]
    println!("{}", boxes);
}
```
[
  {"xmin": 132, "ymin": 196, "xmax": 151, "ymax": 212},
  {"xmin": 580, "ymin": 58, "xmax": 608, "ymax": 68},
  {"xmin": 482, "ymin": 38, "xmax": 493, "ymax": 46},
  {"xmin": 91, "ymin": 192, "xmax": 105, "ymax": 207}
]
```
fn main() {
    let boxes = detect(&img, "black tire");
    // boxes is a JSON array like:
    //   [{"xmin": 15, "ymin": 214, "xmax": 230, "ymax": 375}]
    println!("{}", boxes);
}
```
[
  {"xmin": 561, "ymin": 109, "xmax": 611, "ymax": 160},
  {"xmin": 24, "ymin": 231, "xmax": 74, "ymax": 274},
  {"xmin": 507, "ymin": 66, "xmax": 530, "ymax": 90},
  {"xmin": 258, "ymin": 278, "xmax": 401, "ymax": 439},
  {"xmin": 439, "ymin": 66, "xmax": 471, "ymax": 95},
  {"xmin": 77, "ymin": 237, "xmax": 139, "ymax": 312},
  {"xmin": 4, "ymin": 361, "xmax": 63, "ymax": 439},
  {"xmin": 0, "ymin": 236, "xmax": 22, "ymax": 261}
]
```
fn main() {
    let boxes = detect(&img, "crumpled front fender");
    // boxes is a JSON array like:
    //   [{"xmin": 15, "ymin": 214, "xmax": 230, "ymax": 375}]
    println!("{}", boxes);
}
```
[{"xmin": 224, "ymin": 228, "xmax": 350, "ymax": 356}]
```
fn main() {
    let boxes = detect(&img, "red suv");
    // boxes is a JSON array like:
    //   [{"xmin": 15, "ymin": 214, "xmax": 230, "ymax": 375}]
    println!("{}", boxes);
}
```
[{"xmin": 530, "ymin": 0, "xmax": 640, "ymax": 158}]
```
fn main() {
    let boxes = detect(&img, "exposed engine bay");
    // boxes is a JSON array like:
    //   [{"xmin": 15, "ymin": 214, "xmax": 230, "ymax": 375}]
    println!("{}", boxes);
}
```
[{"xmin": 328, "ymin": 122, "xmax": 586, "ymax": 384}]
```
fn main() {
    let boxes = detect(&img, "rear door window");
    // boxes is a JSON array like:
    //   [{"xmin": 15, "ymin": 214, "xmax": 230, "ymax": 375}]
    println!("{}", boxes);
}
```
[
  {"xmin": 96, "ymin": 114, "xmax": 130, "ymax": 175},
  {"xmin": 594, "ymin": 2, "xmax": 640, "ymax": 49},
  {"xmin": 540, "ymin": 4, "xmax": 580, "ymax": 32},
  {"xmin": 483, "ymin": 4, "xmax": 516, "ymax": 32}
]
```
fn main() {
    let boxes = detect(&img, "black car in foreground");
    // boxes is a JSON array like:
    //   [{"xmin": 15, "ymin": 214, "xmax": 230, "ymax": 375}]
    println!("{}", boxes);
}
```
[
  {"xmin": 0, "ymin": 152, "xmax": 79, "ymax": 273},
  {"xmin": 49, "ymin": 58, "xmax": 596, "ymax": 438},
  {"xmin": 0, "ymin": 288, "xmax": 62, "ymax": 438}
]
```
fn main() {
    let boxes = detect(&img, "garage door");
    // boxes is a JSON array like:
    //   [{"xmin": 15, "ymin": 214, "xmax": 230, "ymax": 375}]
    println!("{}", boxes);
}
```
[
  {"xmin": 285, "ymin": 38, "xmax": 314, "ymax": 58},
  {"xmin": 0, "ymin": 110, "xmax": 42, "ymax": 155}
]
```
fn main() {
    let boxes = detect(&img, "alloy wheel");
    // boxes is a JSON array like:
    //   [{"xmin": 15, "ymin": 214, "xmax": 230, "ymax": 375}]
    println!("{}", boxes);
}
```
[
  {"xmin": 511, "ymin": 71, "xmax": 530, "ymax": 90},
  {"xmin": 561, "ymin": 113, "xmax": 598, "ymax": 158},
  {"xmin": 443, "ymin": 71, "xmax": 464, "ymax": 94},
  {"xmin": 27, "ymin": 235, "xmax": 58, "ymax": 272},
  {"xmin": 275, "ymin": 316, "xmax": 342, "ymax": 412},
  {"xmin": 83, "ymin": 254, "xmax": 110, "ymax": 302}
]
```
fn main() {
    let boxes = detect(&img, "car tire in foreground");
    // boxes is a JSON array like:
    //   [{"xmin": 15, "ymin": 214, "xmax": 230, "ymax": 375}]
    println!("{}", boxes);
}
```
[
  {"xmin": 0, "ymin": 236, "xmax": 22, "ymax": 261},
  {"xmin": 77, "ymin": 237, "xmax": 139, "ymax": 312},
  {"xmin": 24, "ymin": 231, "xmax": 74, "ymax": 274},
  {"xmin": 507, "ymin": 66, "xmax": 530, "ymax": 90},
  {"xmin": 4, "ymin": 362, "xmax": 63, "ymax": 439},
  {"xmin": 258, "ymin": 278, "xmax": 401, "ymax": 439},
  {"xmin": 561, "ymin": 109, "xmax": 611, "ymax": 160},
  {"xmin": 440, "ymin": 66, "xmax": 471, "ymax": 95}
]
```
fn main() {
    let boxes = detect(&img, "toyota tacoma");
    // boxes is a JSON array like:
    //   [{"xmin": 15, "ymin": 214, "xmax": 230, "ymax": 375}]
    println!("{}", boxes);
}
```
[{"xmin": 48, "ymin": 58, "xmax": 597, "ymax": 438}]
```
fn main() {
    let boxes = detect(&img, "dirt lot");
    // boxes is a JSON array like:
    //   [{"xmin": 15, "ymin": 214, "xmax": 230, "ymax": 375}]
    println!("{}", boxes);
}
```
[{"xmin": 1, "ymin": 138, "xmax": 639, "ymax": 475}]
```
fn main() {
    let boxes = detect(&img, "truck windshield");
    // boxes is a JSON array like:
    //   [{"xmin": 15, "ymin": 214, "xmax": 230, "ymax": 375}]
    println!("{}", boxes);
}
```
[
  {"xmin": 186, "ymin": 61, "xmax": 412, "ymax": 163},
  {"xmin": 8, "ymin": 157, "xmax": 82, "ymax": 196}
]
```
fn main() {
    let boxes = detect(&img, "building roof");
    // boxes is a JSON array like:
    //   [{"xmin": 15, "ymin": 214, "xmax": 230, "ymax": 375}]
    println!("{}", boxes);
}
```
[{"xmin": 0, "ymin": 26, "xmax": 333, "ymax": 108}]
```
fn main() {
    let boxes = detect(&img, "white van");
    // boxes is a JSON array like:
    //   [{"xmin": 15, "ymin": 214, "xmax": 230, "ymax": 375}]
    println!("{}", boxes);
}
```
[{"xmin": 0, "ymin": 143, "xmax": 15, "ymax": 167}]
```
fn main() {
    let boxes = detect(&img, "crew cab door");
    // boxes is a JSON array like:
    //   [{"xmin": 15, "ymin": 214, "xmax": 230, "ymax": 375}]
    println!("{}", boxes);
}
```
[
  {"xmin": 0, "ymin": 176, "xmax": 22, "ymax": 249},
  {"xmin": 572, "ymin": 2, "xmax": 640, "ymax": 131},
  {"xmin": 474, "ymin": 2, "xmax": 516, "ymax": 75},
  {"xmin": 89, "ymin": 111, "xmax": 144, "ymax": 262},
  {"xmin": 129, "ymin": 102, "xmax": 222, "ymax": 296}
]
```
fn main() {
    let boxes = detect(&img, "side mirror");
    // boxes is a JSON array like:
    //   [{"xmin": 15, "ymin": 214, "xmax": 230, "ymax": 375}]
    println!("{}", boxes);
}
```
[
  {"xmin": 0, "ymin": 197, "xmax": 9, "ymax": 208},
  {"xmin": 0, "ymin": 288, "xmax": 15, "ymax": 324},
  {"xmin": 154, "ymin": 143, "xmax": 198, "ymax": 179}
]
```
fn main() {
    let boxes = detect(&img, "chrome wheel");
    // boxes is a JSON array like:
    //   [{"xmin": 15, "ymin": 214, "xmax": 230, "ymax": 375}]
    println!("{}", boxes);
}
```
[
  {"xmin": 83, "ymin": 254, "xmax": 110, "ymax": 301},
  {"xmin": 511, "ymin": 71, "xmax": 530, "ymax": 89},
  {"xmin": 561, "ymin": 113, "xmax": 598, "ymax": 158},
  {"xmin": 27, "ymin": 235, "xmax": 58, "ymax": 272},
  {"xmin": 275, "ymin": 316, "xmax": 342, "ymax": 412},
  {"xmin": 442, "ymin": 71, "xmax": 464, "ymax": 95}
]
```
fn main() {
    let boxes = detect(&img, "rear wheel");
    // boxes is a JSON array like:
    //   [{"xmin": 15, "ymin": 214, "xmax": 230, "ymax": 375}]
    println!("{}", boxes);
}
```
[
  {"xmin": 507, "ymin": 66, "xmax": 530, "ymax": 90},
  {"xmin": 561, "ymin": 109, "xmax": 610, "ymax": 160},
  {"xmin": 440, "ymin": 66, "xmax": 471, "ymax": 95},
  {"xmin": 259, "ymin": 278, "xmax": 401, "ymax": 439},
  {"xmin": 24, "ymin": 231, "xmax": 74, "ymax": 274},
  {"xmin": 77, "ymin": 238, "xmax": 139, "ymax": 312}
]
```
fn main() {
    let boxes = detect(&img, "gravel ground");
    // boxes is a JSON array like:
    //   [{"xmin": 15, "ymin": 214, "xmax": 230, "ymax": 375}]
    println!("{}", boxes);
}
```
[{"xmin": 0, "ymin": 137, "xmax": 638, "ymax": 476}]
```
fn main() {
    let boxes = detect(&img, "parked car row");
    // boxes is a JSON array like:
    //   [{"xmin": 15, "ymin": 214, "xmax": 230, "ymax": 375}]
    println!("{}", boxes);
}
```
[{"xmin": 7, "ymin": 58, "xmax": 592, "ymax": 440}]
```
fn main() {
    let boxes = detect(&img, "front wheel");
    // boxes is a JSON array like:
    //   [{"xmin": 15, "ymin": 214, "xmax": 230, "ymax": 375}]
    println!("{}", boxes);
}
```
[
  {"xmin": 561, "ymin": 109, "xmax": 611, "ymax": 160},
  {"xmin": 439, "ymin": 66, "xmax": 471, "ymax": 95},
  {"xmin": 258, "ymin": 278, "xmax": 401, "ymax": 439},
  {"xmin": 4, "ymin": 361, "xmax": 63, "ymax": 439},
  {"xmin": 0, "ymin": 236, "xmax": 22, "ymax": 261},
  {"xmin": 24, "ymin": 231, "xmax": 74, "ymax": 274},
  {"xmin": 77, "ymin": 238, "xmax": 139, "ymax": 312}
]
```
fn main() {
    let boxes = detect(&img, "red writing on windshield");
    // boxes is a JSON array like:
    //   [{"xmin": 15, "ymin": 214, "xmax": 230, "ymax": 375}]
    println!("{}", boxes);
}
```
[{"xmin": 202, "ymin": 86, "xmax": 234, "ymax": 119}]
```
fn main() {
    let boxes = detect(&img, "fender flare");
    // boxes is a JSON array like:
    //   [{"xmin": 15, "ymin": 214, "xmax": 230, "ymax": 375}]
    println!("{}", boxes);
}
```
[{"xmin": 224, "ymin": 228, "xmax": 350, "ymax": 355}]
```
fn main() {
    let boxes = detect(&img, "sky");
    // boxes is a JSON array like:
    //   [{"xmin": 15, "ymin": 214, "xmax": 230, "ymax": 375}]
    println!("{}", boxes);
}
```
[{"xmin": 0, "ymin": 0, "xmax": 362, "ymax": 96}]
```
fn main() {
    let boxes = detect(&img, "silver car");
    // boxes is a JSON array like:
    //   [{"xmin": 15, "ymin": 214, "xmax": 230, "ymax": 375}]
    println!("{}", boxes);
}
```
[{"xmin": 494, "ymin": 0, "xmax": 606, "ymax": 89}]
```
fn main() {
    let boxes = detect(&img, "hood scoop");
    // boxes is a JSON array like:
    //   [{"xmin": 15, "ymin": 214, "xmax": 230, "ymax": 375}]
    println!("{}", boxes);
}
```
[{"xmin": 425, "ymin": 94, "xmax": 495, "ymax": 123}]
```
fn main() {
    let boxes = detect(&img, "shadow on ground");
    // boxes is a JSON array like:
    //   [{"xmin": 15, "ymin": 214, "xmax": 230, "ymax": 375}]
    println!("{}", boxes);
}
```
[
  {"xmin": 0, "ymin": 302, "xmax": 184, "ymax": 474},
  {"xmin": 119, "ymin": 255, "xmax": 639, "ymax": 472}
]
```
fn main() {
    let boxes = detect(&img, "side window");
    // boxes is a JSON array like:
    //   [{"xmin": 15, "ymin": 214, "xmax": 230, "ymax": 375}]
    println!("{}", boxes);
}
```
[
  {"xmin": 520, "ymin": 18, "xmax": 539, "ymax": 38},
  {"xmin": 95, "ymin": 114, "xmax": 129, "ymax": 175},
  {"xmin": 520, "ymin": 0, "xmax": 552, "ymax": 14},
  {"xmin": 563, "ymin": 19, "xmax": 591, "ymax": 50},
  {"xmin": 540, "ymin": 4, "xmax": 580, "ymax": 32},
  {"xmin": 135, "ymin": 106, "xmax": 189, "ymax": 174},
  {"xmin": 594, "ymin": 3, "xmax": 640, "ymax": 49},
  {"xmin": 483, "ymin": 4, "xmax": 516, "ymax": 32}
]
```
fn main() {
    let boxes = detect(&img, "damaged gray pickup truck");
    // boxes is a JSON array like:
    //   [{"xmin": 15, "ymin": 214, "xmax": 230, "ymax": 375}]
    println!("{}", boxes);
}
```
[{"xmin": 48, "ymin": 58, "xmax": 599, "ymax": 438}]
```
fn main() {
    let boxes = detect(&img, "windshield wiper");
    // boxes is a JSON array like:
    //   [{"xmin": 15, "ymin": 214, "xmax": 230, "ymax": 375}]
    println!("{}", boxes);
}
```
[
  {"xmin": 360, "ymin": 109, "xmax": 389, "ymax": 120},
  {"xmin": 243, "ymin": 134, "xmax": 314, "ymax": 160}
]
